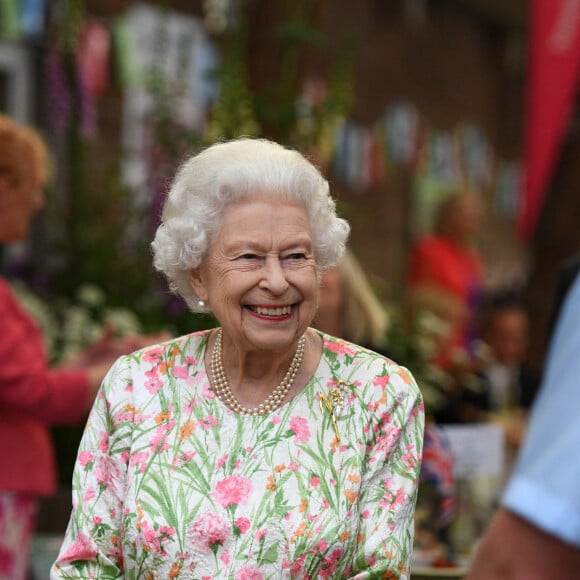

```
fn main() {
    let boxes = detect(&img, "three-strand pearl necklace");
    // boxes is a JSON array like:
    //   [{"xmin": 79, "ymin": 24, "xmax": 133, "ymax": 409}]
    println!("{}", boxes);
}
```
[{"xmin": 210, "ymin": 328, "xmax": 306, "ymax": 416}]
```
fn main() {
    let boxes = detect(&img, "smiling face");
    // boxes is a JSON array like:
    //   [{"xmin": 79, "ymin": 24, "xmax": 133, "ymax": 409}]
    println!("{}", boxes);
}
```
[{"xmin": 189, "ymin": 195, "xmax": 319, "ymax": 354}]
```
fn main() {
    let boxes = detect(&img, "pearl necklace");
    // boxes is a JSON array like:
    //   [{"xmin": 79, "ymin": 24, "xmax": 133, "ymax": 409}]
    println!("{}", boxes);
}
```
[{"xmin": 210, "ymin": 328, "xmax": 306, "ymax": 416}]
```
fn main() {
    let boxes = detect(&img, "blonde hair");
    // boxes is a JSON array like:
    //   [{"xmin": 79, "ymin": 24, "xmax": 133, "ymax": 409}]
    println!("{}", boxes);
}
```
[{"xmin": 337, "ymin": 250, "xmax": 388, "ymax": 347}]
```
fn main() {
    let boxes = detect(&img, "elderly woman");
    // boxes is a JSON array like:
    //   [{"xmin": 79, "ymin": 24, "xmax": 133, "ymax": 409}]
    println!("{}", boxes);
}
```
[{"xmin": 53, "ymin": 138, "xmax": 424, "ymax": 579}]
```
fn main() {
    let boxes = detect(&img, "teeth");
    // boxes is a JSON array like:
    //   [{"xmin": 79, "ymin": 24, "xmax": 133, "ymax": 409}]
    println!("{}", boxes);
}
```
[{"xmin": 253, "ymin": 305, "xmax": 292, "ymax": 316}]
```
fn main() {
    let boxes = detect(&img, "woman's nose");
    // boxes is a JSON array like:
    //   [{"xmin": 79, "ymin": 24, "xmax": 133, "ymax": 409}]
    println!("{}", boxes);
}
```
[{"xmin": 259, "ymin": 256, "xmax": 290, "ymax": 294}]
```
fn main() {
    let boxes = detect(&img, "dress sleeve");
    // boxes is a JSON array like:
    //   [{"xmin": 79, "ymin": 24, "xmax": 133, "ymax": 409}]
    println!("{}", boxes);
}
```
[
  {"xmin": 0, "ymin": 280, "xmax": 90, "ymax": 424},
  {"xmin": 349, "ymin": 364, "xmax": 425, "ymax": 579},
  {"xmin": 51, "ymin": 356, "xmax": 133, "ymax": 579}
]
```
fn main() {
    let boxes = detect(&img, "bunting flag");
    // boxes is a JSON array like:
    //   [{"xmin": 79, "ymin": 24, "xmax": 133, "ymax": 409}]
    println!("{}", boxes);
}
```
[{"xmin": 518, "ymin": 0, "xmax": 580, "ymax": 241}]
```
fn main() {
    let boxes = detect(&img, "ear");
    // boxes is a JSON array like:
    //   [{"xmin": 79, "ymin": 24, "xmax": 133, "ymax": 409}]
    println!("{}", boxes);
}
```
[{"xmin": 188, "ymin": 267, "xmax": 209, "ymax": 302}]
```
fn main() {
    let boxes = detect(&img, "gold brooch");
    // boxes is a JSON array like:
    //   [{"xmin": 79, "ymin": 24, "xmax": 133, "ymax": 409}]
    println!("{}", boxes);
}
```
[{"xmin": 319, "ymin": 380, "xmax": 349, "ymax": 443}]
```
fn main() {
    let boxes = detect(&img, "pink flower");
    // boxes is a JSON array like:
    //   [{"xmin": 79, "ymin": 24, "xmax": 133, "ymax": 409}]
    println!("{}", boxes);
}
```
[
  {"xmin": 173, "ymin": 365, "xmax": 188, "ymax": 378},
  {"xmin": 201, "ymin": 415, "xmax": 219, "ymax": 429},
  {"xmin": 99, "ymin": 432, "xmax": 109, "ymax": 453},
  {"xmin": 272, "ymin": 415, "xmax": 281, "ymax": 425},
  {"xmin": 57, "ymin": 533, "xmax": 98, "ymax": 564},
  {"xmin": 220, "ymin": 549, "xmax": 231, "ymax": 566},
  {"xmin": 310, "ymin": 476, "xmax": 320, "ymax": 487},
  {"xmin": 254, "ymin": 528, "xmax": 267, "ymax": 542},
  {"xmin": 288, "ymin": 461, "xmax": 299, "ymax": 470},
  {"xmin": 94, "ymin": 456, "xmax": 122, "ymax": 494},
  {"xmin": 373, "ymin": 374, "xmax": 389, "ymax": 389},
  {"xmin": 234, "ymin": 517, "xmax": 251, "ymax": 534},
  {"xmin": 289, "ymin": 416, "xmax": 311, "ymax": 443},
  {"xmin": 213, "ymin": 475, "xmax": 252, "ymax": 508},
  {"xmin": 189, "ymin": 512, "xmax": 231, "ymax": 553},
  {"xmin": 143, "ymin": 346, "xmax": 164, "ymax": 363},
  {"xmin": 78, "ymin": 451, "xmax": 94, "ymax": 467},
  {"xmin": 235, "ymin": 565, "xmax": 264, "ymax": 580},
  {"xmin": 324, "ymin": 339, "xmax": 356, "ymax": 356},
  {"xmin": 145, "ymin": 376, "xmax": 163, "ymax": 394}
]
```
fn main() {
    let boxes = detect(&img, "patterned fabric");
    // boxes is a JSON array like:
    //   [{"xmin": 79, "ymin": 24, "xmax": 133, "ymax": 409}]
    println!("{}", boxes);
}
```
[
  {"xmin": 52, "ymin": 330, "xmax": 424, "ymax": 579},
  {"xmin": 0, "ymin": 492, "xmax": 37, "ymax": 580}
]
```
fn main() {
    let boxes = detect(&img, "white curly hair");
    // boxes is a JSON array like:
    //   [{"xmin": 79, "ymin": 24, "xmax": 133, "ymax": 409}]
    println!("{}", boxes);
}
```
[{"xmin": 151, "ymin": 138, "xmax": 350, "ymax": 312}]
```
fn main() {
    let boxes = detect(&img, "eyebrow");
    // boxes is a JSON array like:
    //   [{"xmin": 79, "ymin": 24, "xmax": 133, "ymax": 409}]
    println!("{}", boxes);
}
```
[{"xmin": 223, "ymin": 235, "xmax": 313, "ymax": 253}]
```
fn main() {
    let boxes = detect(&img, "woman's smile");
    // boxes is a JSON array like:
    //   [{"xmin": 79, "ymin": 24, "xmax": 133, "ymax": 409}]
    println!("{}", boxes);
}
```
[{"xmin": 245, "ymin": 304, "xmax": 296, "ymax": 320}]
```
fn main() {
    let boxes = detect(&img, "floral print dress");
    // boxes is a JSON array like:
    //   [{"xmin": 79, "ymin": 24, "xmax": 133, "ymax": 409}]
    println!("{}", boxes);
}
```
[{"xmin": 51, "ymin": 330, "xmax": 424, "ymax": 579}]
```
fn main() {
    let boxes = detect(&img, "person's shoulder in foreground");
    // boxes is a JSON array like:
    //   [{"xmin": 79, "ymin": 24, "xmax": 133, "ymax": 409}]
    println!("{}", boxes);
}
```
[{"xmin": 467, "ymin": 273, "xmax": 580, "ymax": 579}]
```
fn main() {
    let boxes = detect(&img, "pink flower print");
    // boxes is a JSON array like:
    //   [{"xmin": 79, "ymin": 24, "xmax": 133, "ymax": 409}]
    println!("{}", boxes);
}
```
[
  {"xmin": 235, "ymin": 565, "xmax": 264, "ymax": 580},
  {"xmin": 78, "ymin": 450, "xmax": 94, "ymax": 468},
  {"xmin": 317, "ymin": 539, "xmax": 329, "ymax": 552},
  {"xmin": 217, "ymin": 454, "xmax": 229, "ymax": 469},
  {"xmin": 172, "ymin": 450, "xmax": 196, "ymax": 469},
  {"xmin": 130, "ymin": 450, "xmax": 150, "ymax": 473},
  {"xmin": 289, "ymin": 416, "xmax": 311, "ymax": 443},
  {"xmin": 372, "ymin": 374, "xmax": 389, "ymax": 389},
  {"xmin": 99, "ymin": 432, "xmax": 109, "ymax": 453},
  {"xmin": 220, "ymin": 549, "xmax": 231, "ymax": 566},
  {"xmin": 189, "ymin": 512, "xmax": 231, "ymax": 554},
  {"xmin": 234, "ymin": 517, "xmax": 251, "ymax": 535},
  {"xmin": 392, "ymin": 487, "xmax": 406, "ymax": 507},
  {"xmin": 319, "ymin": 549, "xmax": 344, "ymax": 578},
  {"xmin": 57, "ymin": 533, "xmax": 98, "ymax": 564},
  {"xmin": 200, "ymin": 414, "xmax": 219, "ymax": 429},
  {"xmin": 310, "ymin": 476, "xmax": 320, "ymax": 487},
  {"xmin": 201, "ymin": 382, "xmax": 216, "ymax": 399},
  {"xmin": 213, "ymin": 475, "xmax": 252, "ymax": 508},
  {"xmin": 291, "ymin": 554, "xmax": 306, "ymax": 575},
  {"xmin": 83, "ymin": 486, "xmax": 96, "ymax": 503},
  {"xmin": 375, "ymin": 426, "xmax": 401, "ymax": 455},
  {"xmin": 112, "ymin": 405, "xmax": 135, "ymax": 427},
  {"xmin": 145, "ymin": 375, "xmax": 163, "ymax": 395},
  {"xmin": 150, "ymin": 420, "xmax": 175, "ymax": 452},
  {"xmin": 139, "ymin": 520, "xmax": 171, "ymax": 555},
  {"xmin": 362, "ymin": 509, "xmax": 370, "ymax": 519},
  {"xmin": 324, "ymin": 339, "xmax": 356, "ymax": 356},
  {"xmin": 403, "ymin": 451, "xmax": 418, "ymax": 471},
  {"xmin": 94, "ymin": 455, "xmax": 122, "ymax": 494},
  {"xmin": 143, "ymin": 346, "xmax": 164, "ymax": 363},
  {"xmin": 173, "ymin": 365, "xmax": 189, "ymax": 378},
  {"xmin": 254, "ymin": 528, "xmax": 267, "ymax": 542},
  {"xmin": 272, "ymin": 415, "xmax": 281, "ymax": 425},
  {"xmin": 92, "ymin": 516, "xmax": 102, "ymax": 525},
  {"xmin": 185, "ymin": 356, "xmax": 196, "ymax": 365}
]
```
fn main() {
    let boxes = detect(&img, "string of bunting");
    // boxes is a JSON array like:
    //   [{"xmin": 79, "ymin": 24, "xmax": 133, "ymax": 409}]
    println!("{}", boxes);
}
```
[
  {"xmin": 327, "ymin": 105, "xmax": 521, "ymax": 220},
  {"xmin": 0, "ymin": 2, "xmax": 520, "ymax": 222}
]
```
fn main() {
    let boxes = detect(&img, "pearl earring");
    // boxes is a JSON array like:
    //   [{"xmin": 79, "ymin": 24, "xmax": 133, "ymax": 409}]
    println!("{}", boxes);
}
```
[{"xmin": 197, "ymin": 299, "xmax": 206, "ymax": 309}]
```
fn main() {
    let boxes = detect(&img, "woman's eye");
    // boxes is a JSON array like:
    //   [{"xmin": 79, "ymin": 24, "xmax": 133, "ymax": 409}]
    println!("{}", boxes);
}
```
[
  {"xmin": 286, "ymin": 253, "xmax": 306, "ymax": 260},
  {"xmin": 240, "ymin": 253, "xmax": 259, "ymax": 260}
]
